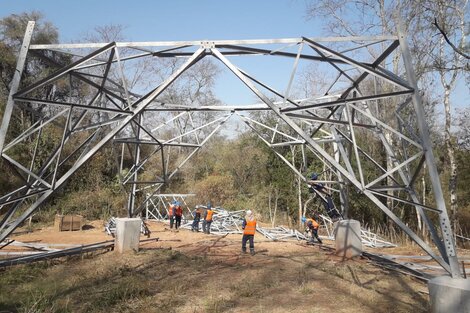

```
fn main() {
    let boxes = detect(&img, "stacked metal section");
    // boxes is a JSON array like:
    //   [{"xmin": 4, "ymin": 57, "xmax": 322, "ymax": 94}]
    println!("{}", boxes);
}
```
[
  {"xmin": 207, "ymin": 209, "xmax": 245, "ymax": 234},
  {"xmin": 145, "ymin": 194, "xmax": 195, "ymax": 220},
  {"xmin": 256, "ymin": 226, "xmax": 309, "ymax": 241},
  {"xmin": 317, "ymin": 214, "xmax": 396, "ymax": 248}
]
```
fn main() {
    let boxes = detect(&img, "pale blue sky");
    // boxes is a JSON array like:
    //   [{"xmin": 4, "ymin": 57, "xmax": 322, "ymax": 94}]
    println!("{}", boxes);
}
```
[{"xmin": 1, "ymin": 0, "xmax": 318, "ymax": 42}]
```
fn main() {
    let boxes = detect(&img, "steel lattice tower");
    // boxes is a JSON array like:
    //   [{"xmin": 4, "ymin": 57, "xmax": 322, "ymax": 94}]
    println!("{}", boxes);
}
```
[{"xmin": 0, "ymin": 22, "xmax": 462, "ymax": 277}]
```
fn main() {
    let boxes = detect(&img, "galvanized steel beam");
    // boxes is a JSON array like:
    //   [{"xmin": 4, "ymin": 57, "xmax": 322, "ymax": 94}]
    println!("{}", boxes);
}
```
[{"xmin": 0, "ymin": 21, "xmax": 35, "ymax": 153}]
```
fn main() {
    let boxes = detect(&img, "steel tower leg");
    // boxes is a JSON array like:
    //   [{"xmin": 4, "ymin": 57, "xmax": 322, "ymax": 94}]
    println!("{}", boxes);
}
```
[
  {"xmin": 0, "ymin": 21, "xmax": 35, "ymax": 152},
  {"xmin": 398, "ymin": 23, "xmax": 461, "ymax": 278}
]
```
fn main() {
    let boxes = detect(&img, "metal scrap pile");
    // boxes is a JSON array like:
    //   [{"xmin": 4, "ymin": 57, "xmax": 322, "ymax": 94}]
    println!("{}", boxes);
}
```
[
  {"xmin": 317, "ymin": 214, "xmax": 396, "ymax": 248},
  {"xmin": 256, "ymin": 226, "xmax": 309, "ymax": 241},
  {"xmin": 180, "ymin": 208, "xmax": 308, "ymax": 241},
  {"xmin": 180, "ymin": 208, "xmax": 245, "ymax": 234},
  {"xmin": 104, "ymin": 217, "xmax": 116, "ymax": 235},
  {"xmin": 210, "ymin": 209, "xmax": 246, "ymax": 234}
]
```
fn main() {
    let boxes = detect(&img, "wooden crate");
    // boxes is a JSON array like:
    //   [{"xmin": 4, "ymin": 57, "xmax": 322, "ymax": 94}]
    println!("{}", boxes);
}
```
[{"xmin": 54, "ymin": 214, "xmax": 84, "ymax": 231}]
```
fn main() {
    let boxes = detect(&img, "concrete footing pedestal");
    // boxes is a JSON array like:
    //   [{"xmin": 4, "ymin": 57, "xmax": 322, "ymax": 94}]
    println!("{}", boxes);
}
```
[
  {"xmin": 115, "ymin": 218, "xmax": 141, "ymax": 253},
  {"xmin": 334, "ymin": 219, "xmax": 362, "ymax": 259},
  {"xmin": 428, "ymin": 276, "xmax": 470, "ymax": 313}
]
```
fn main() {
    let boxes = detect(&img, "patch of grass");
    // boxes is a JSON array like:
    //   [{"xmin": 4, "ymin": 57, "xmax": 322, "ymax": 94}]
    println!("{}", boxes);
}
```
[
  {"xmin": 19, "ymin": 287, "xmax": 70, "ymax": 313},
  {"xmin": 230, "ymin": 280, "xmax": 258, "ymax": 298},
  {"xmin": 229, "ymin": 275, "xmax": 275, "ymax": 300},
  {"xmin": 333, "ymin": 266, "xmax": 348, "ymax": 279},
  {"xmin": 1, "ymin": 277, "xmax": 68, "ymax": 313},
  {"xmin": 203, "ymin": 295, "xmax": 236, "ymax": 313},
  {"xmin": 168, "ymin": 250, "xmax": 184, "ymax": 261},
  {"xmin": 260, "ymin": 270, "xmax": 280, "ymax": 289},
  {"xmin": 298, "ymin": 282, "xmax": 313, "ymax": 295},
  {"xmin": 0, "ymin": 263, "xmax": 46, "ymax": 285},
  {"xmin": 0, "ymin": 263, "xmax": 57, "ymax": 312},
  {"xmin": 0, "ymin": 249, "xmax": 192, "ymax": 313},
  {"xmin": 84, "ymin": 276, "xmax": 151, "ymax": 310},
  {"xmin": 295, "ymin": 267, "xmax": 310, "ymax": 285}
]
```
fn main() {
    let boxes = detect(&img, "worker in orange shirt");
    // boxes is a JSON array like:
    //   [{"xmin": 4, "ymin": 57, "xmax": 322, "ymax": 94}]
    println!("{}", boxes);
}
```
[
  {"xmin": 174, "ymin": 202, "xmax": 183, "ymax": 229},
  {"xmin": 202, "ymin": 203, "xmax": 214, "ymax": 234},
  {"xmin": 168, "ymin": 201, "xmax": 176, "ymax": 229},
  {"xmin": 241, "ymin": 209, "xmax": 257, "ymax": 255},
  {"xmin": 305, "ymin": 214, "xmax": 323, "ymax": 244}
]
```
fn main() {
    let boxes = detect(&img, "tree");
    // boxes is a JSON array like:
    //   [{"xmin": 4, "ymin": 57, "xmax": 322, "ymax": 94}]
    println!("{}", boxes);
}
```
[
  {"xmin": 0, "ymin": 12, "xmax": 61, "ymax": 195},
  {"xmin": 0, "ymin": 11, "xmax": 59, "ymax": 97},
  {"xmin": 456, "ymin": 108, "xmax": 470, "ymax": 151},
  {"xmin": 305, "ymin": 0, "xmax": 469, "ymax": 233},
  {"xmin": 428, "ymin": 0, "xmax": 468, "ymax": 231}
]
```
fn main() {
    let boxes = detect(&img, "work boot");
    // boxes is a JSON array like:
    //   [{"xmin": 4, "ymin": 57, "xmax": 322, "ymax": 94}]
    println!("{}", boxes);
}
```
[
  {"xmin": 242, "ymin": 248, "xmax": 247, "ymax": 254},
  {"xmin": 250, "ymin": 249, "xmax": 255, "ymax": 256}
]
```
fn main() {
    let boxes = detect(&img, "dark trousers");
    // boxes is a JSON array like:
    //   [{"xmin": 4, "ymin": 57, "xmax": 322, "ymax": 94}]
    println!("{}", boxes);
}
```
[
  {"xmin": 175, "ymin": 215, "xmax": 182, "ymax": 229},
  {"xmin": 169, "ymin": 216, "xmax": 174, "ymax": 229},
  {"xmin": 192, "ymin": 218, "xmax": 200, "ymax": 231},
  {"xmin": 202, "ymin": 220, "xmax": 212, "ymax": 234},
  {"xmin": 242, "ymin": 234, "xmax": 254, "ymax": 252},
  {"xmin": 310, "ymin": 228, "xmax": 322, "ymax": 244}
]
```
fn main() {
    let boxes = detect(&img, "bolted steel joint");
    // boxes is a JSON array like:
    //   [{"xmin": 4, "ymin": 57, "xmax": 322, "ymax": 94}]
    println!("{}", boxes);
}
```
[{"xmin": 201, "ymin": 41, "xmax": 215, "ymax": 49}]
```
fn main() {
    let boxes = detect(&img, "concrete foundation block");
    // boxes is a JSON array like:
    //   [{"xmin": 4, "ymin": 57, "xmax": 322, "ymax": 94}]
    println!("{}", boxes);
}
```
[
  {"xmin": 335, "ymin": 219, "xmax": 362, "ymax": 259},
  {"xmin": 115, "ymin": 218, "xmax": 141, "ymax": 253},
  {"xmin": 428, "ymin": 276, "xmax": 470, "ymax": 313}
]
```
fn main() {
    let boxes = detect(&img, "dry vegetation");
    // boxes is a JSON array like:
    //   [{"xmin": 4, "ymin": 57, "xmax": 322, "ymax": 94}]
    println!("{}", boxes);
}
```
[{"xmin": 0, "ymin": 221, "xmax": 429, "ymax": 313}]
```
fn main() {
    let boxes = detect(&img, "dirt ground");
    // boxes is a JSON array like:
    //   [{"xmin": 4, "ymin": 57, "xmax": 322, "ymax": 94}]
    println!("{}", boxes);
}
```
[{"xmin": 0, "ymin": 220, "xmax": 445, "ymax": 312}]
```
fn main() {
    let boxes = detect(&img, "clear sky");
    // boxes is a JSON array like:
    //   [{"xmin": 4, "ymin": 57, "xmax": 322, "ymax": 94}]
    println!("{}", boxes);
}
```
[{"xmin": 1, "ymin": 0, "xmax": 319, "ymax": 42}]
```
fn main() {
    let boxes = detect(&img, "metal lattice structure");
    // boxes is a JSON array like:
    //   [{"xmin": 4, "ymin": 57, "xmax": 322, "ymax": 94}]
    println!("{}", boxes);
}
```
[
  {"xmin": 145, "ymin": 193, "xmax": 194, "ymax": 220},
  {"xmin": 0, "ymin": 21, "xmax": 462, "ymax": 277}
]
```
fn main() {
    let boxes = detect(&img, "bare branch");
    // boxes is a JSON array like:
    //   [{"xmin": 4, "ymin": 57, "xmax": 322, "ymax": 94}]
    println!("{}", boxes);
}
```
[{"xmin": 433, "ymin": 18, "xmax": 470, "ymax": 60}]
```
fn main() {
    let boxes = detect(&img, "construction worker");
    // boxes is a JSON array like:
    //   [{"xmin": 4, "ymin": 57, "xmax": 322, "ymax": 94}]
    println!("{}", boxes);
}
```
[
  {"xmin": 308, "ymin": 172, "xmax": 341, "ymax": 220},
  {"xmin": 242, "ymin": 209, "xmax": 257, "ymax": 255},
  {"xmin": 168, "ymin": 201, "xmax": 176, "ymax": 229},
  {"xmin": 202, "ymin": 203, "xmax": 214, "ymax": 234},
  {"xmin": 191, "ymin": 205, "xmax": 202, "ymax": 231},
  {"xmin": 174, "ymin": 201, "xmax": 183, "ymax": 229},
  {"xmin": 305, "ymin": 214, "xmax": 323, "ymax": 244}
]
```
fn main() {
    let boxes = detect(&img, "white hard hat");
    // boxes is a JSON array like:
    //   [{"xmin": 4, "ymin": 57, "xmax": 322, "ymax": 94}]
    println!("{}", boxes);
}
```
[{"xmin": 246, "ymin": 210, "xmax": 252, "ymax": 215}]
